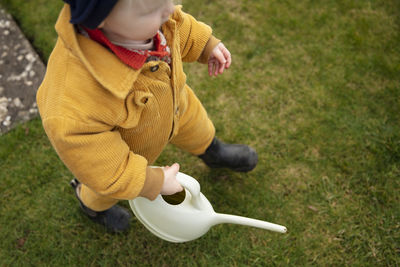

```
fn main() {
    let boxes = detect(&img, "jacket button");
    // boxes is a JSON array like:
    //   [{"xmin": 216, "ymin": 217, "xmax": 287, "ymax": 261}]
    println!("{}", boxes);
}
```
[
  {"xmin": 150, "ymin": 65, "xmax": 159, "ymax": 72},
  {"xmin": 141, "ymin": 97, "xmax": 148, "ymax": 104}
]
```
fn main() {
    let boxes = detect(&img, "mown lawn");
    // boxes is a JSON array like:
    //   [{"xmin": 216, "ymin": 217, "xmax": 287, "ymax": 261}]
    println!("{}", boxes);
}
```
[{"xmin": 0, "ymin": 0, "xmax": 399, "ymax": 265}]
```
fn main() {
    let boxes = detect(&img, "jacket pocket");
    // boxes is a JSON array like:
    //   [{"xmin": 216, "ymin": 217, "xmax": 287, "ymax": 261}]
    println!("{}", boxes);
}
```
[{"xmin": 120, "ymin": 90, "xmax": 160, "ymax": 129}]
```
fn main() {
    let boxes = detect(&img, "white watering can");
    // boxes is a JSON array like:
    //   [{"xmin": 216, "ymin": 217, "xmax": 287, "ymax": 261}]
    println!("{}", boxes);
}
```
[{"xmin": 129, "ymin": 172, "xmax": 287, "ymax": 243}]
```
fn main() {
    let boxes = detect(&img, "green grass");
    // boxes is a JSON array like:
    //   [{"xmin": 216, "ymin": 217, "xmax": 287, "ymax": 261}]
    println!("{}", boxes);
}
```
[{"xmin": 1, "ymin": 0, "xmax": 399, "ymax": 265}]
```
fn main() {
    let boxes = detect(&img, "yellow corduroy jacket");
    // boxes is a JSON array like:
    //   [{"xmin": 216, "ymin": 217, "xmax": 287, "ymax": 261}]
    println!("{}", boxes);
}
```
[{"xmin": 37, "ymin": 5, "xmax": 219, "ymax": 201}]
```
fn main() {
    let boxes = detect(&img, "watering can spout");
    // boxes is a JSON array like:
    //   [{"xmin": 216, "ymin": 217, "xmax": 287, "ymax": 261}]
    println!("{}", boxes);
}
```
[{"xmin": 214, "ymin": 213, "xmax": 287, "ymax": 234}]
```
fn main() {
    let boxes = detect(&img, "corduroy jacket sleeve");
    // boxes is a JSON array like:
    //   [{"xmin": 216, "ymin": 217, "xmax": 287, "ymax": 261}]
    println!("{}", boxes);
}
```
[
  {"xmin": 42, "ymin": 115, "xmax": 163, "ymax": 201},
  {"xmin": 173, "ymin": 7, "xmax": 220, "ymax": 63}
]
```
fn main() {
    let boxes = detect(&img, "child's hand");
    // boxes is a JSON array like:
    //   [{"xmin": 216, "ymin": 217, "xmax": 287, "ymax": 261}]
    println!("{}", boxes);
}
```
[
  {"xmin": 161, "ymin": 163, "xmax": 183, "ymax": 195},
  {"xmin": 208, "ymin": 42, "xmax": 232, "ymax": 77}
]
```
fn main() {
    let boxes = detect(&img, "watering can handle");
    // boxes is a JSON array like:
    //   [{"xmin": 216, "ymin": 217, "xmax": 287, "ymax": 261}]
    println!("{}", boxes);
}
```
[
  {"xmin": 176, "ymin": 172, "xmax": 200, "ymax": 197},
  {"xmin": 176, "ymin": 172, "xmax": 204, "ymax": 209}
]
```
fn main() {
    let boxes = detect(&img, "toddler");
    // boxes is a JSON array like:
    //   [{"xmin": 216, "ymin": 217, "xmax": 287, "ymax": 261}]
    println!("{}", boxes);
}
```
[{"xmin": 37, "ymin": 0, "xmax": 258, "ymax": 232}]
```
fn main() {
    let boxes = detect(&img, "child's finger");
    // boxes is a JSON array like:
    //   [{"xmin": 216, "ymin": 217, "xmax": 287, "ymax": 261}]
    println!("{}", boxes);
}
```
[
  {"xmin": 218, "ymin": 60, "xmax": 225, "ymax": 74},
  {"xmin": 171, "ymin": 163, "xmax": 180, "ymax": 172},
  {"xmin": 214, "ymin": 62, "xmax": 220, "ymax": 76},
  {"xmin": 218, "ymin": 43, "xmax": 231, "ymax": 69},
  {"xmin": 208, "ymin": 61, "xmax": 214, "ymax": 76},
  {"xmin": 214, "ymin": 49, "xmax": 226, "ymax": 66},
  {"xmin": 223, "ymin": 48, "xmax": 232, "ymax": 68},
  {"xmin": 209, "ymin": 60, "xmax": 218, "ymax": 76}
]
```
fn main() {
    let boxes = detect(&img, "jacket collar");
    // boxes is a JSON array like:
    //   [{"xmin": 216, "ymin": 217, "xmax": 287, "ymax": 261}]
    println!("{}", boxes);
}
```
[{"xmin": 55, "ymin": 5, "xmax": 175, "ymax": 99}]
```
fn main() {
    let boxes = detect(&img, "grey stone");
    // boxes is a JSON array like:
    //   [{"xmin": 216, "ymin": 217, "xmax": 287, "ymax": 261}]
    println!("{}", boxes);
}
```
[{"xmin": 0, "ymin": 8, "xmax": 45, "ymax": 134}]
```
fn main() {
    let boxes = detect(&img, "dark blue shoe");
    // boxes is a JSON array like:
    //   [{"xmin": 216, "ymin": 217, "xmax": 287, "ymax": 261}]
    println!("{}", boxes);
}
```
[
  {"xmin": 199, "ymin": 137, "xmax": 258, "ymax": 172},
  {"xmin": 70, "ymin": 179, "xmax": 131, "ymax": 232}
]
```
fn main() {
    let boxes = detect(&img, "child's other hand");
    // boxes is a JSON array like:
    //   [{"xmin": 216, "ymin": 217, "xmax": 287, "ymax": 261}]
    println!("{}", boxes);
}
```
[
  {"xmin": 161, "ymin": 163, "xmax": 183, "ymax": 195},
  {"xmin": 208, "ymin": 42, "xmax": 231, "ymax": 77}
]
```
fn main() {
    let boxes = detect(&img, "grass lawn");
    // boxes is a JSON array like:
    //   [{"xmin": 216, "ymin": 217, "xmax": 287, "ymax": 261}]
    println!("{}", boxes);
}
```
[{"xmin": 1, "ymin": 0, "xmax": 399, "ymax": 265}]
